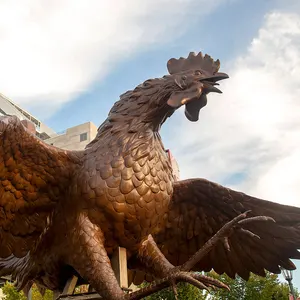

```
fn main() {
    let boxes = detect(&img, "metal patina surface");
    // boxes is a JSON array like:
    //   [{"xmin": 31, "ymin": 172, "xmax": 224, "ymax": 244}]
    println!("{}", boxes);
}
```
[{"xmin": 0, "ymin": 52, "xmax": 300, "ymax": 300}]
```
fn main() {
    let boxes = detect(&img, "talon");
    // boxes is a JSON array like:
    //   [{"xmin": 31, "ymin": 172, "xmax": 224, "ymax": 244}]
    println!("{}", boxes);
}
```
[
  {"xmin": 238, "ymin": 228, "xmax": 260, "ymax": 239},
  {"xmin": 192, "ymin": 273, "xmax": 229, "ymax": 290},
  {"xmin": 223, "ymin": 236, "xmax": 230, "ymax": 251},
  {"xmin": 171, "ymin": 280, "xmax": 178, "ymax": 299},
  {"xmin": 177, "ymin": 272, "xmax": 209, "ymax": 291},
  {"xmin": 243, "ymin": 210, "xmax": 252, "ymax": 215},
  {"xmin": 180, "ymin": 211, "xmax": 275, "ymax": 273},
  {"xmin": 238, "ymin": 215, "xmax": 275, "ymax": 225}
]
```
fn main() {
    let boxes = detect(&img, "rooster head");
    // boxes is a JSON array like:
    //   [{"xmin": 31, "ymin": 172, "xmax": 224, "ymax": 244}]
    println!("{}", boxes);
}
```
[
  {"xmin": 105, "ymin": 51, "xmax": 229, "ymax": 134},
  {"xmin": 166, "ymin": 51, "xmax": 228, "ymax": 122}
]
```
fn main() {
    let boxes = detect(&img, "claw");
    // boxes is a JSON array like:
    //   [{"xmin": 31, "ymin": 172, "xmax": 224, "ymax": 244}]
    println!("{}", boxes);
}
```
[
  {"xmin": 238, "ymin": 228, "xmax": 260, "ymax": 239},
  {"xmin": 223, "ymin": 236, "xmax": 231, "ymax": 251},
  {"xmin": 192, "ymin": 273, "xmax": 229, "ymax": 290},
  {"xmin": 171, "ymin": 280, "xmax": 178, "ymax": 299},
  {"xmin": 180, "ymin": 211, "xmax": 275, "ymax": 272},
  {"xmin": 177, "ymin": 272, "xmax": 209, "ymax": 291},
  {"xmin": 126, "ymin": 271, "xmax": 229, "ymax": 299},
  {"xmin": 238, "ymin": 215, "xmax": 275, "ymax": 225}
]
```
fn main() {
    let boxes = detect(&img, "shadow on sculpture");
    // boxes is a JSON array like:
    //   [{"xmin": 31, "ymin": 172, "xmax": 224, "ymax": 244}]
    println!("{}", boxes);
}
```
[{"xmin": 0, "ymin": 51, "xmax": 300, "ymax": 300}]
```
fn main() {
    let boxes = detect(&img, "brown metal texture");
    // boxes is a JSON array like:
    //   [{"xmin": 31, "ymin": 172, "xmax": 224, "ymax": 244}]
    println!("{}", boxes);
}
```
[{"xmin": 0, "ymin": 51, "xmax": 300, "ymax": 300}]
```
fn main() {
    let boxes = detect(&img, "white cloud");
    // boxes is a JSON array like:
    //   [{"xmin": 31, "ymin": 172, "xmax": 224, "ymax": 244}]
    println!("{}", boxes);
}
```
[
  {"xmin": 0, "ymin": 0, "xmax": 225, "ymax": 118},
  {"xmin": 169, "ymin": 9, "xmax": 300, "ymax": 207}
]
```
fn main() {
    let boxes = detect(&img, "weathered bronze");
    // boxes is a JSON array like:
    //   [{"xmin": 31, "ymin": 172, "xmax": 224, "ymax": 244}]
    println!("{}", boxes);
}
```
[{"xmin": 0, "ymin": 51, "xmax": 300, "ymax": 300}]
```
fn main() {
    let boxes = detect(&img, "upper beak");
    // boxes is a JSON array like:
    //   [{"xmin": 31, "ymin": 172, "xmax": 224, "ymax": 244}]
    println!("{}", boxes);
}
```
[
  {"xmin": 201, "ymin": 72, "xmax": 229, "ymax": 83},
  {"xmin": 200, "ymin": 72, "xmax": 229, "ymax": 94}
]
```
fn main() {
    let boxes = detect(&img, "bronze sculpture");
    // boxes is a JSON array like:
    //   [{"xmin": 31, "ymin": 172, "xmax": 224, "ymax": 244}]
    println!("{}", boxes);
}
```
[{"xmin": 0, "ymin": 51, "xmax": 300, "ymax": 300}]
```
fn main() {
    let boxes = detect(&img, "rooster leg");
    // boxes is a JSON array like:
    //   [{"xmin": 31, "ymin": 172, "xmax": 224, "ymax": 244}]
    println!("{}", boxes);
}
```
[
  {"xmin": 67, "ymin": 214, "xmax": 126, "ymax": 300},
  {"xmin": 122, "ymin": 235, "xmax": 226, "ymax": 300},
  {"xmin": 179, "ymin": 210, "xmax": 275, "ymax": 272},
  {"xmin": 125, "ymin": 211, "xmax": 274, "ymax": 299}
]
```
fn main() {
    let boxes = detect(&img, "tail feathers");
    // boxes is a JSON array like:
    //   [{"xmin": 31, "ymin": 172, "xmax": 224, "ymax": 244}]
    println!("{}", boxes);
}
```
[{"xmin": 0, "ymin": 253, "xmax": 31, "ymax": 290}]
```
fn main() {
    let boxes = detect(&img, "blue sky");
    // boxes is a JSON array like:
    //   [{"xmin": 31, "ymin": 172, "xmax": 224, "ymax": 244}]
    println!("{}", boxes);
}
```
[
  {"xmin": 44, "ymin": 0, "xmax": 274, "ymax": 132},
  {"xmin": 1, "ymin": 0, "xmax": 300, "ymax": 291}
]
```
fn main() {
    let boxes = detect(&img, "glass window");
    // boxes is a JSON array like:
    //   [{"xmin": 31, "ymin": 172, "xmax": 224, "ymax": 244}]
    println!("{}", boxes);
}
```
[{"xmin": 80, "ymin": 132, "xmax": 88, "ymax": 142}]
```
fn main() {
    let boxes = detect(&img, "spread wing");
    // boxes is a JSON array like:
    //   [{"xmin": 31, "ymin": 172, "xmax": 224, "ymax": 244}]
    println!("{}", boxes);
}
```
[
  {"xmin": 152, "ymin": 178, "xmax": 300, "ymax": 281},
  {"xmin": 0, "ymin": 115, "xmax": 83, "ymax": 258}
]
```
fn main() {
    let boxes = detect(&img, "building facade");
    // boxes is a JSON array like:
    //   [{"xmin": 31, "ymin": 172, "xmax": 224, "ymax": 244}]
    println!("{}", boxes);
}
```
[
  {"xmin": 44, "ymin": 121, "xmax": 98, "ymax": 151},
  {"xmin": 0, "ymin": 93, "xmax": 99, "ymax": 151},
  {"xmin": 0, "ymin": 93, "xmax": 55, "ymax": 140}
]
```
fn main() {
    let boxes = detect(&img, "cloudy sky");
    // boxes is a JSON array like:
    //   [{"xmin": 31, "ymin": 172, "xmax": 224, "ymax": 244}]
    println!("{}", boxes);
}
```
[{"xmin": 1, "ymin": 0, "xmax": 300, "ymax": 289}]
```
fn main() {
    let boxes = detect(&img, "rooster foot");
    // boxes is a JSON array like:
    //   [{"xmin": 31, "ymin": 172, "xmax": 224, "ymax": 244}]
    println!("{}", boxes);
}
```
[
  {"xmin": 126, "ymin": 271, "xmax": 227, "ymax": 300},
  {"xmin": 163, "ymin": 271, "xmax": 229, "ymax": 300},
  {"xmin": 163, "ymin": 211, "xmax": 275, "ymax": 299},
  {"xmin": 128, "ymin": 211, "xmax": 275, "ymax": 299},
  {"xmin": 179, "ymin": 210, "xmax": 275, "ymax": 272}
]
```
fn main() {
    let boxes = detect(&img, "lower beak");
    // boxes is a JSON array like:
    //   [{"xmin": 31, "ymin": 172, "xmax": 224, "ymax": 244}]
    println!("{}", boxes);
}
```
[
  {"xmin": 185, "ymin": 72, "xmax": 229, "ymax": 122},
  {"xmin": 200, "ymin": 72, "xmax": 229, "ymax": 94}
]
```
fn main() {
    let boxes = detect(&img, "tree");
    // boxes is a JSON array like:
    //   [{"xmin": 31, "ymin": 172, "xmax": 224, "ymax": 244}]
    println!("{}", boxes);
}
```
[
  {"xmin": 2, "ymin": 283, "xmax": 27, "ymax": 300},
  {"xmin": 30, "ymin": 285, "xmax": 53, "ymax": 300},
  {"xmin": 143, "ymin": 282, "xmax": 209, "ymax": 300},
  {"xmin": 1, "ymin": 272, "xmax": 297, "ymax": 300},
  {"xmin": 208, "ymin": 271, "xmax": 298, "ymax": 300},
  {"xmin": 141, "ymin": 271, "xmax": 297, "ymax": 300},
  {"xmin": 2, "ymin": 283, "xmax": 53, "ymax": 300}
]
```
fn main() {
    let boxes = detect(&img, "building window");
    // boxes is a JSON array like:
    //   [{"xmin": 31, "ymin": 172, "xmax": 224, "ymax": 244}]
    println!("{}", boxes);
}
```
[{"xmin": 80, "ymin": 132, "xmax": 88, "ymax": 142}]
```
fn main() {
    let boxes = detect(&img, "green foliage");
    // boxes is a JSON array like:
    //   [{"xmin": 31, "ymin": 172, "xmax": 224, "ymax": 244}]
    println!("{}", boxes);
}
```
[
  {"xmin": 2, "ymin": 283, "xmax": 27, "ymax": 300},
  {"xmin": 1, "ymin": 272, "xmax": 297, "ymax": 300},
  {"xmin": 208, "ymin": 271, "xmax": 297, "ymax": 300},
  {"xmin": 2, "ymin": 282, "xmax": 53, "ymax": 300},
  {"xmin": 143, "ymin": 282, "xmax": 208, "ymax": 300},
  {"xmin": 30, "ymin": 286, "xmax": 53, "ymax": 300},
  {"xmin": 140, "ymin": 271, "xmax": 297, "ymax": 300}
]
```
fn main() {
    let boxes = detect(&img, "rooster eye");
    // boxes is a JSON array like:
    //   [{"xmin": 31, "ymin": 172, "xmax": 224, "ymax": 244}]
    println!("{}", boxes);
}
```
[{"xmin": 195, "ymin": 70, "xmax": 202, "ymax": 76}]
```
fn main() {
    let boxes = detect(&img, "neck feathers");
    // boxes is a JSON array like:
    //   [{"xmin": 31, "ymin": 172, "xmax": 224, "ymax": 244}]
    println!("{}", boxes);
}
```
[{"xmin": 86, "ymin": 77, "xmax": 175, "ymax": 149}]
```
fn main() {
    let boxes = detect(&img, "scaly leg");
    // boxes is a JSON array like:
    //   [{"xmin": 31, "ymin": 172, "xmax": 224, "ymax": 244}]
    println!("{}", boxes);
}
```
[
  {"xmin": 126, "ymin": 211, "xmax": 275, "ymax": 299},
  {"xmin": 66, "ymin": 214, "xmax": 125, "ymax": 300}
]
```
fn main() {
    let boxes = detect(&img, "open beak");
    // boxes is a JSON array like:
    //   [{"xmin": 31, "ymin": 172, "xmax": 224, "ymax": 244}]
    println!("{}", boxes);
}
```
[
  {"xmin": 200, "ymin": 72, "xmax": 229, "ymax": 93},
  {"xmin": 201, "ymin": 72, "xmax": 229, "ymax": 83},
  {"xmin": 185, "ymin": 72, "xmax": 229, "ymax": 122}
]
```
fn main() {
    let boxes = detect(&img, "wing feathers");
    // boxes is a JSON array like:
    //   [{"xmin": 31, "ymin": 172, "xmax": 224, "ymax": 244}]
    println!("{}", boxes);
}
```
[
  {"xmin": 153, "ymin": 178, "xmax": 300, "ymax": 279},
  {"xmin": 0, "ymin": 115, "xmax": 83, "ymax": 258}
]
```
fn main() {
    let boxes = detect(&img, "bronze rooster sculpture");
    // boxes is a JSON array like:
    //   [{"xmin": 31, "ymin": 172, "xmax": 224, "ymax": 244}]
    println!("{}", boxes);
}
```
[{"xmin": 0, "ymin": 51, "xmax": 300, "ymax": 300}]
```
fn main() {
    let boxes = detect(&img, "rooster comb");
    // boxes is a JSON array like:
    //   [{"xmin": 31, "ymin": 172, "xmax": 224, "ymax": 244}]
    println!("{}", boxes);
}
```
[{"xmin": 167, "ymin": 51, "xmax": 220, "ymax": 75}]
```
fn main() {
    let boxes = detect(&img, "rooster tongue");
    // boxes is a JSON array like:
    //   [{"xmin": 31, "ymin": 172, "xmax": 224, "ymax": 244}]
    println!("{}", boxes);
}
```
[{"xmin": 184, "ymin": 94, "xmax": 207, "ymax": 122}]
